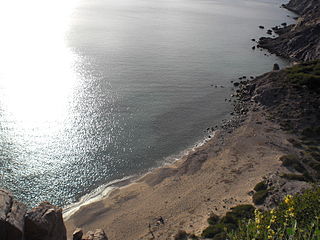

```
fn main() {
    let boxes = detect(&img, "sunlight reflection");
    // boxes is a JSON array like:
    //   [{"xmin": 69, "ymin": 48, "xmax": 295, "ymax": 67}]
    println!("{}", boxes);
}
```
[{"xmin": 0, "ymin": 0, "xmax": 80, "ymax": 125}]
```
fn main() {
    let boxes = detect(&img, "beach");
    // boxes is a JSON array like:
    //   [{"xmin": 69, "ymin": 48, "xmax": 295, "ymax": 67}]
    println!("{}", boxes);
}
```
[
  {"xmin": 64, "ymin": 90, "xmax": 295, "ymax": 239},
  {"xmin": 0, "ymin": 0, "xmax": 319, "ymax": 239}
]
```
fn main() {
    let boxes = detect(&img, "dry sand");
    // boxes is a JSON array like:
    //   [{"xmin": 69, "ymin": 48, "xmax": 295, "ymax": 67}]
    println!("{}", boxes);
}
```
[{"xmin": 64, "ymin": 106, "xmax": 295, "ymax": 240}]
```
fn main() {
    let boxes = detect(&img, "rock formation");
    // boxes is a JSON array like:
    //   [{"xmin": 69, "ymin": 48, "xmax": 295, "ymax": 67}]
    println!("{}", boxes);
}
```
[
  {"xmin": 0, "ymin": 189, "xmax": 109, "ymax": 240},
  {"xmin": 24, "ymin": 202, "xmax": 67, "ymax": 240},
  {"xmin": 82, "ymin": 229, "xmax": 108, "ymax": 240},
  {"xmin": 258, "ymin": 0, "xmax": 320, "ymax": 61},
  {"xmin": 0, "ymin": 189, "xmax": 27, "ymax": 240}
]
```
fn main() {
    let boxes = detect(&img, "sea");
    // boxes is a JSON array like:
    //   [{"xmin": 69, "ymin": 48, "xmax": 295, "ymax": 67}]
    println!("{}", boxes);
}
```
[{"xmin": 0, "ymin": 0, "xmax": 295, "ymax": 208}]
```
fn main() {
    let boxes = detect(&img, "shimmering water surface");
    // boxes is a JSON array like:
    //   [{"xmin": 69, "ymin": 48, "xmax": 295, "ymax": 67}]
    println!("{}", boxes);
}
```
[{"xmin": 0, "ymin": 0, "xmax": 294, "ymax": 207}]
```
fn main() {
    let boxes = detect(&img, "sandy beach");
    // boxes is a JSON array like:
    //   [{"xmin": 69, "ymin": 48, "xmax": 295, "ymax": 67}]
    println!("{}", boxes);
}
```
[{"xmin": 64, "ymin": 97, "xmax": 296, "ymax": 240}]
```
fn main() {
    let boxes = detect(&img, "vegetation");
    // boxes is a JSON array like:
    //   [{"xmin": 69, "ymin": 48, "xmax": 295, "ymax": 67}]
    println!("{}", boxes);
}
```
[
  {"xmin": 286, "ymin": 60, "xmax": 320, "ymax": 91},
  {"xmin": 174, "ymin": 230, "xmax": 188, "ymax": 240},
  {"xmin": 228, "ymin": 187, "xmax": 320, "ymax": 240},
  {"xmin": 201, "ymin": 205, "xmax": 254, "ymax": 239},
  {"xmin": 280, "ymin": 155, "xmax": 305, "ymax": 173},
  {"xmin": 207, "ymin": 213, "xmax": 220, "ymax": 225},
  {"xmin": 287, "ymin": 138, "xmax": 302, "ymax": 148},
  {"xmin": 301, "ymin": 127, "xmax": 320, "ymax": 139},
  {"xmin": 280, "ymin": 173, "xmax": 310, "ymax": 182},
  {"xmin": 254, "ymin": 181, "xmax": 268, "ymax": 192},
  {"xmin": 253, "ymin": 190, "xmax": 269, "ymax": 205}
]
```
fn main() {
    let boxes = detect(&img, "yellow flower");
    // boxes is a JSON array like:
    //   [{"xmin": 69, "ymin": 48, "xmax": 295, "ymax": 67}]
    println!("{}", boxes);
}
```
[
  {"xmin": 284, "ymin": 195, "xmax": 293, "ymax": 205},
  {"xmin": 255, "ymin": 209, "xmax": 263, "ymax": 225},
  {"xmin": 267, "ymin": 229, "xmax": 275, "ymax": 240}
]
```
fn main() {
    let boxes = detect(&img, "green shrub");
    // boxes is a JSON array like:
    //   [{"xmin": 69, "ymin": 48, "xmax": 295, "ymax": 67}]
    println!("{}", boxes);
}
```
[
  {"xmin": 228, "ymin": 187, "xmax": 320, "ymax": 240},
  {"xmin": 308, "ymin": 146, "xmax": 320, "ymax": 152},
  {"xmin": 220, "ymin": 214, "xmax": 238, "ymax": 225},
  {"xmin": 310, "ymin": 151, "xmax": 320, "ymax": 161},
  {"xmin": 174, "ymin": 230, "xmax": 188, "ymax": 240},
  {"xmin": 208, "ymin": 213, "xmax": 220, "ymax": 225},
  {"xmin": 280, "ymin": 173, "xmax": 307, "ymax": 181},
  {"xmin": 302, "ymin": 127, "xmax": 320, "ymax": 138},
  {"xmin": 201, "ymin": 224, "xmax": 224, "ymax": 238},
  {"xmin": 287, "ymin": 138, "xmax": 303, "ymax": 148},
  {"xmin": 252, "ymin": 190, "xmax": 268, "ymax": 205},
  {"xmin": 254, "ymin": 181, "xmax": 268, "ymax": 192},
  {"xmin": 280, "ymin": 155, "xmax": 299, "ymax": 166},
  {"xmin": 202, "ymin": 205, "xmax": 255, "ymax": 239},
  {"xmin": 308, "ymin": 161, "xmax": 320, "ymax": 171},
  {"xmin": 212, "ymin": 232, "xmax": 227, "ymax": 240},
  {"xmin": 280, "ymin": 155, "xmax": 305, "ymax": 173},
  {"xmin": 189, "ymin": 234, "xmax": 198, "ymax": 240},
  {"xmin": 202, "ymin": 223, "xmax": 235, "ymax": 238},
  {"xmin": 228, "ymin": 205, "xmax": 255, "ymax": 219},
  {"xmin": 286, "ymin": 60, "xmax": 320, "ymax": 90}
]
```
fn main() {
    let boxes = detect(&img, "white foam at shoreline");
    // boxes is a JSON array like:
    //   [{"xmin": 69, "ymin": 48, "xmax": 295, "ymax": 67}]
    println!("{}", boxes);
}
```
[
  {"xmin": 63, "ymin": 176, "xmax": 134, "ymax": 220},
  {"xmin": 63, "ymin": 132, "xmax": 215, "ymax": 220}
]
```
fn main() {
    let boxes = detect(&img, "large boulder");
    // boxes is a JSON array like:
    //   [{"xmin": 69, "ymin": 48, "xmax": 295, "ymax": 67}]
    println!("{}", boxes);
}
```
[
  {"xmin": 73, "ymin": 228, "xmax": 83, "ymax": 240},
  {"xmin": 24, "ymin": 201, "xmax": 67, "ymax": 240},
  {"xmin": 0, "ymin": 189, "xmax": 27, "ymax": 240},
  {"xmin": 83, "ymin": 229, "xmax": 108, "ymax": 240}
]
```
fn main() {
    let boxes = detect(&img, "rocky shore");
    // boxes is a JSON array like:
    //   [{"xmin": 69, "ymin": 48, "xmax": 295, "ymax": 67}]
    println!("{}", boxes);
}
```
[
  {"xmin": 258, "ymin": 0, "xmax": 320, "ymax": 61},
  {"xmin": 0, "ymin": 189, "xmax": 107, "ymax": 240},
  {"xmin": 1, "ymin": 0, "xmax": 320, "ymax": 239}
]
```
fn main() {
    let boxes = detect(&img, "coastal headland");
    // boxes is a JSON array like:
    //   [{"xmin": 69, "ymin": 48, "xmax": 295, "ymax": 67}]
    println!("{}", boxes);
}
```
[{"xmin": 1, "ymin": 0, "xmax": 319, "ymax": 239}]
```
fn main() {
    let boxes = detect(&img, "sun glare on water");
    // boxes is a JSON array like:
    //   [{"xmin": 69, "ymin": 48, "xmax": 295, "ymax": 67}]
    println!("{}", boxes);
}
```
[{"xmin": 0, "ymin": 0, "xmax": 80, "ymax": 125}]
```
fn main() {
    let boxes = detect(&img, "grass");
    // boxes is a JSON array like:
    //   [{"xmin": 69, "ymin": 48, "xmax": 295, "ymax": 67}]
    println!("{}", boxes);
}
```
[{"xmin": 286, "ymin": 60, "xmax": 320, "ymax": 91}]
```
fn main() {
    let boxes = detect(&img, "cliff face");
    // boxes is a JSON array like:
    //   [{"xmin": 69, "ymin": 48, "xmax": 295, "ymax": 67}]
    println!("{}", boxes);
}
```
[
  {"xmin": 0, "ymin": 189, "xmax": 108, "ymax": 240},
  {"xmin": 258, "ymin": 0, "xmax": 320, "ymax": 61},
  {"xmin": 285, "ymin": 0, "xmax": 320, "ymax": 15}
]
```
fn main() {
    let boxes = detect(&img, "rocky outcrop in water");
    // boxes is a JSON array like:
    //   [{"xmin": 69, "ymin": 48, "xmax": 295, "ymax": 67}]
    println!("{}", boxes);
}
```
[{"xmin": 258, "ymin": 0, "xmax": 320, "ymax": 61}]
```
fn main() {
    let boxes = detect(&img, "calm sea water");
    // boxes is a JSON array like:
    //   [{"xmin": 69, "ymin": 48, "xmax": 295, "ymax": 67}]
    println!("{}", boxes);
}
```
[{"xmin": 0, "ymin": 0, "xmax": 294, "ymax": 207}]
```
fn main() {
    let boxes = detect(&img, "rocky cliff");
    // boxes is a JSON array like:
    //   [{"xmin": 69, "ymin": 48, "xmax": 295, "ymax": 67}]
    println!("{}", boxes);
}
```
[
  {"xmin": 258, "ymin": 0, "xmax": 320, "ymax": 61},
  {"xmin": 0, "ymin": 189, "xmax": 108, "ymax": 240}
]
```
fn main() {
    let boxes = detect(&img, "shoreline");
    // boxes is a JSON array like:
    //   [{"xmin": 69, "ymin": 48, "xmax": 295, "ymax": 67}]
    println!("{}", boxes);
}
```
[
  {"xmin": 1, "ymin": 0, "xmax": 319, "ymax": 239},
  {"xmin": 64, "ymin": 73, "xmax": 296, "ymax": 239},
  {"xmin": 62, "ymin": 133, "xmax": 215, "ymax": 221},
  {"xmin": 62, "ymin": 1, "xmax": 307, "ymax": 239}
]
